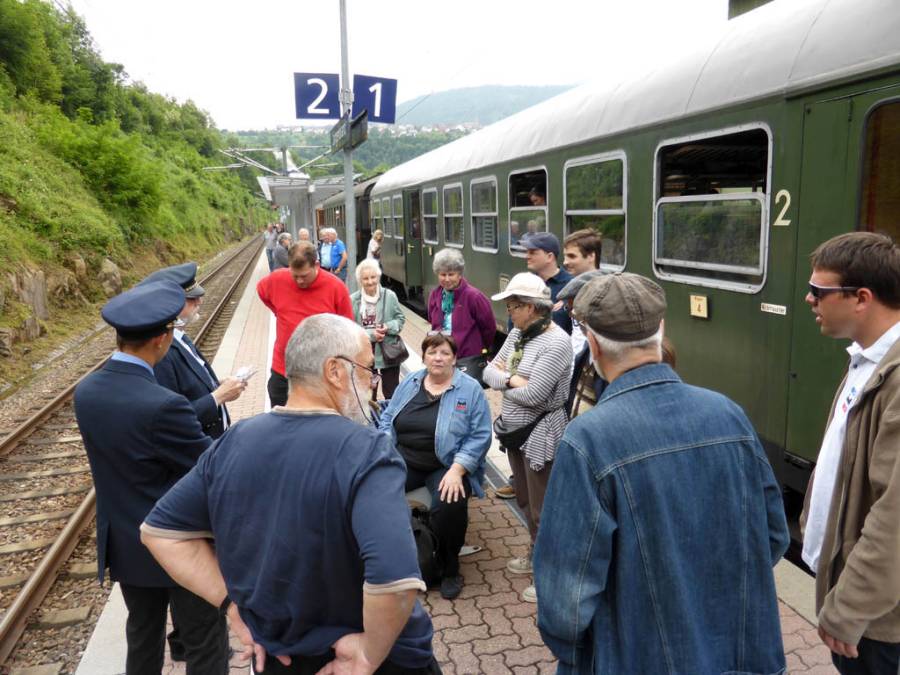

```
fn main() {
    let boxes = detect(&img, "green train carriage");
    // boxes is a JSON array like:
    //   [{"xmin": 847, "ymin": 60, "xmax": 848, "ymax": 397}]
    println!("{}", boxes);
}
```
[{"xmin": 361, "ymin": 0, "xmax": 900, "ymax": 500}]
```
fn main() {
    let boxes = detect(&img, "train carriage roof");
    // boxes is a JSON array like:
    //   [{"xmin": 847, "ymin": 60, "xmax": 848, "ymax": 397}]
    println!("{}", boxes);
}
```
[
  {"xmin": 320, "ymin": 174, "xmax": 381, "ymax": 209},
  {"xmin": 372, "ymin": 0, "xmax": 900, "ymax": 196}
]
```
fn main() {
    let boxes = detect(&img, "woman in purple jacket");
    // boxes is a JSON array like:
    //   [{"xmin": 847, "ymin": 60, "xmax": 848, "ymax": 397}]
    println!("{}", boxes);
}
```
[{"xmin": 427, "ymin": 249, "xmax": 496, "ymax": 359}]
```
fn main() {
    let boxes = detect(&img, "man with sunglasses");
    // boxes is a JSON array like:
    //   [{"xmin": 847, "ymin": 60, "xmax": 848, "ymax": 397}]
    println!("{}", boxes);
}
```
[
  {"xmin": 801, "ymin": 232, "xmax": 900, "ymax": 675},
  {"xmin": 142, "ymin": 314, "xmax": 439, "ymax": 675}
]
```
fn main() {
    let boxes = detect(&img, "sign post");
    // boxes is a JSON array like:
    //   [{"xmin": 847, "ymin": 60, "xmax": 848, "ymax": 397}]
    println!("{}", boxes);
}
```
[{"xmin": 338, "ymin": 0, "xmax": 357, "ymax": 293}]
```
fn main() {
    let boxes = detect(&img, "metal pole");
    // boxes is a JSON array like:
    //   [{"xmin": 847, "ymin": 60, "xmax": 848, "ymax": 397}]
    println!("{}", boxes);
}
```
[{"xmin": 339, "ymin": 0, "xmax": 357, "ymax": 292}]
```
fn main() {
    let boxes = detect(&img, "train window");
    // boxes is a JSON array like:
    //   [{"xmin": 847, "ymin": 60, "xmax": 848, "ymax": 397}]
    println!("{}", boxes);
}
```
[
  {"xmin": 381, "ymin": 198, "xmax": 393, "ymax": 237},
  {"xmin": 471, "ymin": 177, "xmax": 498, "ymax": 253},
  {"xmin": 860, "ymin": 102, "xmax": 900, "ymax": 241},
  {"xmin": 422, "ymin": 189, "xmax": 439, "ymax": 244},
  {"xmin": 509, "ymin": 168, "xmax": 548, "ymax": 253},
  {"xmin": 565, "ymin": 153, "xmax": 626, "ymax": 270},
  {"xmin": 371, "ymin": 198, "xmax": 381, "ymax": 233},
  {"xmin": 654, "ymin": 127, "xmax": 770, "ymax": 290},
  {"xmin": 443, "ymin": 184, "xmax": 464, "ymax": 248},
  {"xmin": 393, "ymin": 195, "xmax": 404, "ymax": 239}
]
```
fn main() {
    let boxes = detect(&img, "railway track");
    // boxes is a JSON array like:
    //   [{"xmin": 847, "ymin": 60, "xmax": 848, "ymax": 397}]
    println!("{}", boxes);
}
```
[{"xmin": 0, "ymin": 236, "xmax": 263, "ymax": 673}]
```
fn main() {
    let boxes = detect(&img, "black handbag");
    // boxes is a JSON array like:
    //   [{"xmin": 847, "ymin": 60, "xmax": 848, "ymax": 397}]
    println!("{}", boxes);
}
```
[
  {"xmin": 492, "ymin": 411, "xmax": 550, "ymax": 452},
  {"xmin": 378, "ymin": 291, "xmax": 409, "ymax": 366},
  {"xmin": 456, "ymin": 352, "xmax": 489, "ymax": 389},
  {"xmin": 410, "ymin": 506, "xmax": 443, "ymax": 587},
  {"xmin": 380, "ymin": 335, "xmax": 409, "ymax": 366}
]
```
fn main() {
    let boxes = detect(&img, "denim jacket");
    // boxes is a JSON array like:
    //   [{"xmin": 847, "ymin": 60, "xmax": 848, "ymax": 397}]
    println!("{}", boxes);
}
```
[
  {"xmin": 533, "ymin": 363, "xmax": 789, "ymax": 675},
  {"xmin": 379, "ymin": 368, "xmax": 492, "ymax": 498}
]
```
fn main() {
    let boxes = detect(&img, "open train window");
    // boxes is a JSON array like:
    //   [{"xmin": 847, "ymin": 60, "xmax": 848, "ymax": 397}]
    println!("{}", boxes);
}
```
[
  {"xmin": 422, "ymin": 188, "xmax": 439, "ymax": 244},
  {"xmin": 509, "ymin": 167, "xmax": 548, "ymax": 253},
  {"xmin": 565, "ymin": 152, "xmax": 626, "ymax": 270},
  {"xmin": 392, "ymin": 195, "xmax": 404, "ymax": 239},
  {"xmin": 471, "ymin": 177, "xmax": 498, "ymax": 253},
  {"xmin": 653, "ymin": 126, "xmax": 771, "ymax": 292},
  {"xmin": 381, "ymin": 198, "xmax": 392, "ymax": 237},
  {"xmin": 443, "ymin": 184, "xmax": 464, "ymax": 248},
  {"xmin": 860, "ymin": 101, "xmax": 900, "ymax": 242}
]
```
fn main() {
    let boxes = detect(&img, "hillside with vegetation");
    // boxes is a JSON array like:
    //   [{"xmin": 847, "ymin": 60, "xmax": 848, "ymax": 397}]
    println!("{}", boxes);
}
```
[
  {"xmin": 0, "ymin": 0, "xmax": 269, "ymax": 383},
  {"xmin": 396, "ymin": 85, "xmax": 572, "ymax": 127}
]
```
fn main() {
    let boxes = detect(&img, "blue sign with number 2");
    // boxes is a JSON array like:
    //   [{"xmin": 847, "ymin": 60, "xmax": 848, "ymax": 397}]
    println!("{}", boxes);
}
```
[{"xmin": 294, "ymin": 73, "xmax": 341, "ymax": 120}]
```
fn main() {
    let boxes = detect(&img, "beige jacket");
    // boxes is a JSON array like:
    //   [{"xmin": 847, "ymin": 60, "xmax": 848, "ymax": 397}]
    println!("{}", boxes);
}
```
[{"xmin": 801, "ymin": 338, "xmax": 900, "ymax": 644}]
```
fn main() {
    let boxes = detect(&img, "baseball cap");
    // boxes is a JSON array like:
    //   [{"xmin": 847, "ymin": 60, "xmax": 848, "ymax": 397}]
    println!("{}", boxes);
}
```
[
  {"xmin": 573, "ymin": 273, "xmax": 666, "ymax": 341},
  {"xmin": 521, "ymin": 232, "xmax": 560, "ymax": 258},
  {"xmin": 491, "ymin": 272, "xmax": 551, "ymax": 302}
]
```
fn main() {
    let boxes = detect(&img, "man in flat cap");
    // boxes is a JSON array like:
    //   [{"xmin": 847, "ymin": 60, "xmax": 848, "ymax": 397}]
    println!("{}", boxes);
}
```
[
  {"xmin": 74, "ymin": 280, "xmax": 229, "ymax": 675},
  {"xmin": 145, "ymin": 262, "xmax": 245, "ymax": 441},
  {"xmin": 532, "ymin": 273, "xmax": 789, "ymax": 674}
]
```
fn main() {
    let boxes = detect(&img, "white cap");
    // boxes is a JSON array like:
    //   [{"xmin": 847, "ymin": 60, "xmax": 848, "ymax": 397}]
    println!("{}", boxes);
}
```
[{"xmin": 491, "ymin": 272, "xmax": 551, "ymax": 302}]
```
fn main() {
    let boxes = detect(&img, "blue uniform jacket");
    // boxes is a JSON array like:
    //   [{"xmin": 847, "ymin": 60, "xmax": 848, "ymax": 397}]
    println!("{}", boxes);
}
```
[
  {"xmin": 155, "ymin": 337, "xmax": 228, "ymax": 439},
  {"xmin": 378, "ymin": 368, "xmax": 492, "ymax": 497},
  {"xmin": 74, "ymin": 359, "xmax": 212, "ymax": 587}
]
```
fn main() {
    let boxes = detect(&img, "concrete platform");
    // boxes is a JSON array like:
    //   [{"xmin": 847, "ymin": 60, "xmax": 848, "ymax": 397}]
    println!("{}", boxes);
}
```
[{"xmin": 76, "ymin": 260, "xmax": 835, "ymax": 674}]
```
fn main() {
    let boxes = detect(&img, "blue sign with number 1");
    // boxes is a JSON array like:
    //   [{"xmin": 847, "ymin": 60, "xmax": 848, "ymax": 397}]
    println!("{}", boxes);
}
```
[
  {"xmin": 294, "ymin": 73, "xmax": 341, "ymax": 120},
  {"xmin": 352, "ymin": 74, "xmax": 398, "ymax": 124}
]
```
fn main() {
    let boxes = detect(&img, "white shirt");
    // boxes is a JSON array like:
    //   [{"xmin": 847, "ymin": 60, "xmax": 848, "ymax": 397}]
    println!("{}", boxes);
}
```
[
  {"xmin": 802, "ymin": 320, "xmax": 900, "ymax": 570},
  {"xmin": 320, "ymin": 242, "xmax": 334, "ymax": 268}
]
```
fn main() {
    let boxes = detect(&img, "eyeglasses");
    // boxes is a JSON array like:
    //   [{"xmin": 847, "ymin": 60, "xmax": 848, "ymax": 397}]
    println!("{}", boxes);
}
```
[
  {"xmin": 336, "ymin": 356, "xmax": 381, "ymax": 387},
  {"xmin": 505, "ymin": 303, "xmax": 525, "ymax": 313},
  {"xmin": 808, "ymin": 282, "xmax": 860, "ymax": 300}
]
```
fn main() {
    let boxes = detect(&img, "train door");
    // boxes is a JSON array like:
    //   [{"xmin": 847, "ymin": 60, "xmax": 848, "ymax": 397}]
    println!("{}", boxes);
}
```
[
  {"xmin": 784, "ymin": 86, "xmax": 900, "ymax": 492},
  {"xmin": 404, "ymin": 190, "xmax": 424, "ymax": 296}
]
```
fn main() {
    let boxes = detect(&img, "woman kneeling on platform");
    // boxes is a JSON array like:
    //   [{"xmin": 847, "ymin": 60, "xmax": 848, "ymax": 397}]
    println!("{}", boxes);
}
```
[{"xmin": 378, "ymin": 333, "xmax": 492, "ymax": 600}]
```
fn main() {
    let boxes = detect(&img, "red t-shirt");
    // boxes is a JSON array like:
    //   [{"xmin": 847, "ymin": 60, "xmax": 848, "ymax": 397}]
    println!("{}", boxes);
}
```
[{"xmin": 257, "ymin": 268, "xmax": 354, "ymax": 375}]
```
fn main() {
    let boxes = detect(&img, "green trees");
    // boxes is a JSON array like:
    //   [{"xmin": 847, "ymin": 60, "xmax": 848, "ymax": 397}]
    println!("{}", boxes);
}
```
[{"xmin": 0, "ymin": 0, "xmax": 268, "ymax": 267}]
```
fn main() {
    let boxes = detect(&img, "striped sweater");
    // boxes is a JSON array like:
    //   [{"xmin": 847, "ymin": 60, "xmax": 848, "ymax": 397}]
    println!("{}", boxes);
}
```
[{"xmin": 483, "ymin": 323, "xmax": 573, "ymax": 470}]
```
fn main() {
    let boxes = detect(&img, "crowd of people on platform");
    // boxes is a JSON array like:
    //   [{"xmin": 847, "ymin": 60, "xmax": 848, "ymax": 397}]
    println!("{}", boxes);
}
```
[{"xmin": 72, "ymin": 226, "xmax": 900, "ymax": 675}]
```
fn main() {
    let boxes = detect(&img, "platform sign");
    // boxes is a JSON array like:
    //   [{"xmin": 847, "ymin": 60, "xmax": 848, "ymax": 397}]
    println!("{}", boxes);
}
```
[
  {"xmin": 294, "ymin": 73, "xmax": 341, "ymax": 120},
  {"xmin": 351, "ymin": 74, "xmax": 398, "ymax": 124},
  {"xmin": 331, "ymin": 110, "xmax": 368, "ymax": 153}
]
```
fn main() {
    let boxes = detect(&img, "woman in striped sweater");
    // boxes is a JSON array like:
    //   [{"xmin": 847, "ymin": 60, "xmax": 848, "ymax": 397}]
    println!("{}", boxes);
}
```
[{"xmin": 482, "ymin": 272, "xmax": 573, "ymax": 604}]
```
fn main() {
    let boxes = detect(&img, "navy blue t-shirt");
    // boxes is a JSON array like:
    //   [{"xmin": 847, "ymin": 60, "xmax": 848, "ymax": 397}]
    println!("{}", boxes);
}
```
[{"xmin": 143, "ymin": 409, "xmax": 433, "ymax": 667}]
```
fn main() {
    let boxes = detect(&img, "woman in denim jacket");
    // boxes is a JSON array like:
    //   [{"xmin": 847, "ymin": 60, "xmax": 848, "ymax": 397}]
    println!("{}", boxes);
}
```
[{"xmin": 379, "ymin": 333, "xmax": 492, "ymax": 600}]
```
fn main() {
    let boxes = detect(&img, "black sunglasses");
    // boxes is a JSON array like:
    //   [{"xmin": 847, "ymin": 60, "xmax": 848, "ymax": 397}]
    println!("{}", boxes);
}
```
[{"xmin": 808, "ymin": 282, "xmax": 860, "ymax": 299}]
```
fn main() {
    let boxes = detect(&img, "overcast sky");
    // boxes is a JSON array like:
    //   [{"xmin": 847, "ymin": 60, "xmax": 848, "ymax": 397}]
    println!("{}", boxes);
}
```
[{"xmin": 64, "ymin": 0, "xmax": 729, "ymax": 131}]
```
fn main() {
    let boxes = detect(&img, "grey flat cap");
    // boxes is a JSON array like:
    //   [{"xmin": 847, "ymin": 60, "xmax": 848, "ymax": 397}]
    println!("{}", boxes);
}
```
[{"xmin": 573, "ymin": 273, "xmax": 666, "ymax": 341}]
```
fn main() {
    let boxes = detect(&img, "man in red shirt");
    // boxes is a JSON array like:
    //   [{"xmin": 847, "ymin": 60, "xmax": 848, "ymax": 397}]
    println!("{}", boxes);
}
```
[{"xmin": 258, "ymin": 241, "xmax": 354, "ymax": 406}]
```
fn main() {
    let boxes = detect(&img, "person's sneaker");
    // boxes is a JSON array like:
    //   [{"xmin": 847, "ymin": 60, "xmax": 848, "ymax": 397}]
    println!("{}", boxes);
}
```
[
  {"xmin": 521, "ymin": 584, "xmax": 537, "ymax": 604},
  {"xmin": 507, "ymin": 556, "xmax": 533, "ymax": 574},
  {"xmin": 494, "ymin": 485, "xmax": 516, "ymax": 500},
  {"xmin": 440, "ymin": 575, "xmax": 464, "ymax": 600}
]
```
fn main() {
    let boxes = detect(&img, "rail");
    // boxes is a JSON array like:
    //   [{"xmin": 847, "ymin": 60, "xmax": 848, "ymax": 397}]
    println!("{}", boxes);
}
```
[{"xmin": 0, "ymin": 236, "xmax": 263, "ymax": 665}]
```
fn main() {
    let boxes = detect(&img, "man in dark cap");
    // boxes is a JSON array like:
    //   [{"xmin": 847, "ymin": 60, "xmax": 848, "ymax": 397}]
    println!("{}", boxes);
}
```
[
  {"xmin": 74, "ymin": 280, "xmax": 229, "ymax": 675},
  {"xmin": 532, "ymin": 273, "xmax": 789, "ymax": 675},
  {"xmin": 145, "ymin": 262, "xmax": 246, "ymax": 441},
  {"xmin": 521, "ymin": 232, "xmax": 572, "ymax": 334}
]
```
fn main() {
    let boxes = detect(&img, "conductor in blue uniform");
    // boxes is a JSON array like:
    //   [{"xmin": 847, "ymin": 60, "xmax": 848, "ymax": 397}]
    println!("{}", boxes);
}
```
[
  {"xmin": 74, "ymin": 280, "xmax": 229, "ymax": 675},
  {"xmin": 143, "ymin": 263, "xmax": 246, "ymax": 440}
]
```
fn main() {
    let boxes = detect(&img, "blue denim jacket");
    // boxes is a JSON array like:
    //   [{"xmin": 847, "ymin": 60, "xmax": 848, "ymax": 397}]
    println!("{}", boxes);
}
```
[
  {"xmin": 379, "ymin": 368, "xmax": 492, "ymax": 498},
  {"xmin": 534, "ymin": 363, "xmax": 789, "ymax": 675}
]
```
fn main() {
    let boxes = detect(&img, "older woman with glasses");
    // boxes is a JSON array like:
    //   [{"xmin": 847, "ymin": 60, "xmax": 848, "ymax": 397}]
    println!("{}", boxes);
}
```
[
  {"xmin": 482, "ymin": 272, "xmax": 573, "ymax": 604},
  {"xmin": 379, "ymin": 333, "xmax": 492, "ymax": 600},
  {"xmin": 350, "ymin": 258, "xmax": 405, "ymax": 399},
  {"xmin": 428, "ymin": 248, "xmax": 496, "ymax": 359}
]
